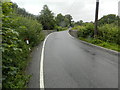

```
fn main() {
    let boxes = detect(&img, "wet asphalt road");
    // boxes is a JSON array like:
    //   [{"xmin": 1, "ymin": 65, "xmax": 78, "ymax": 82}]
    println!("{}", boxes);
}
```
[{"xmin": 44, "ymin": 31, "xmax": 118, "ymax": 88}]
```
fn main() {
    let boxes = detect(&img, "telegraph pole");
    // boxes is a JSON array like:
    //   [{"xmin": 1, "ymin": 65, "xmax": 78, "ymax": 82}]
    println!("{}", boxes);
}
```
[{"xmin": 94, "ymin": 0, "xmax": 99, "ymax": 38}]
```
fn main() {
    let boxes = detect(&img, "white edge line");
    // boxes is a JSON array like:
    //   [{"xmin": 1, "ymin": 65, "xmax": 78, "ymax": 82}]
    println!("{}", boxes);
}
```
[
  {"xmin": 67, "ymin": 30, "xmax": 74, "ymax": 38},
  {"xmin": 40, "ymin": 32, "xmax": 53, "ymax": 89}
]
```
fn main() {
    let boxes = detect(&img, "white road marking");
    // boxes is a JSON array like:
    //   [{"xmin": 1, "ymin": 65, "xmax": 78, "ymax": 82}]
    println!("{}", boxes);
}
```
[
  {"xmin": 67, "ymin": 30, "xmax": 74, "ymax": 38},
  {"xmin": 40, "ymin": 32, "xmax": 54, "ymax": 89}
]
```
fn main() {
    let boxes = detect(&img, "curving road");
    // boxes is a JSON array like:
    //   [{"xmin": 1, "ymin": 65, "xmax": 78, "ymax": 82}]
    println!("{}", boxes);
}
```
[{"xmin": 43, "ymin": 31, "xmax": 118, "ymax": 88}]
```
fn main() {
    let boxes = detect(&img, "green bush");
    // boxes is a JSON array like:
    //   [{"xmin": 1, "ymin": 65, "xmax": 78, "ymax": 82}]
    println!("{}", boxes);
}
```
[
  {"xmin": 2, "ymin": 2, "xmax": 44, "ymax": 88},
  {"xmin": 77, "ymin": 23, "xmax": 94, "ymax": 38},
  {"xmin": 77, "ymin": 23, "xmax": 119, "ymax": 45},
  {"xmin": 77, "ymin": 26, "xmax": 87, "ymax": 38},
  {"xmin": 98, "ymin": 24, "xmax": 119, "ymax": 44},
  {"xmin": 2, "ymin": 27, "xmax": 30, "ymax": 88},
  {"xmin": 11, "ymin": 16, "xmax": 44, "ymax": 46},
  {"xmin": 72, "ymin": 25, "xmax": 81, "ymax": 30},
  {"xmin": 76, "ymin": 22, "xmax": 119, "ymax": 51},
  {"xmin": 55, "ymin": 26, "xmax": 67, "ymax": 31}
]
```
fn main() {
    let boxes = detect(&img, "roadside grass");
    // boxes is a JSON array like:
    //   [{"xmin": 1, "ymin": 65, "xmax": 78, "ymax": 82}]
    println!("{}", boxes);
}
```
[
  {"xmin": 79, "ymin": 37, "xmax": 120, "ymax": 52},
  {"xmin": 74, "ymin": 23, "xmax": 119, "ymax": 52}
]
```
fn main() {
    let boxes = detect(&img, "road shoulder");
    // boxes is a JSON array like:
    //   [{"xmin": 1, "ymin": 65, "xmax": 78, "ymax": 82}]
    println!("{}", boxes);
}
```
[
  {"xmin": 69, "ymin": 30, "xmax": 119, "ymax": 56},
  {"xmin": 26, "ymin": 42, "xmax": 43, "ymax": 88}
]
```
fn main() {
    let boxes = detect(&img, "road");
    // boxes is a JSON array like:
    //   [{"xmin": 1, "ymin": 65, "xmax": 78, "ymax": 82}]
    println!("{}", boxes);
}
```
[{"xmin": 43, "ymin": 30, "xmax": 118, "ymax": 88}]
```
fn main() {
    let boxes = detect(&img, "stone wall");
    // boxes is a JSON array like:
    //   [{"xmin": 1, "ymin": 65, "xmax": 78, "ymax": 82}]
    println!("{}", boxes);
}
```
[{"xmin": 69, "ymin": 30, "xmax": 78, "ymax": 38}]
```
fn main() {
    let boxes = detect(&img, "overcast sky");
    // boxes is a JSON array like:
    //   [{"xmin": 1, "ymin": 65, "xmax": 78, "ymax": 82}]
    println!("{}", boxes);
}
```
[{"xmin": 11, "ymin": 0, "xmax": 119, "ymax": 22}]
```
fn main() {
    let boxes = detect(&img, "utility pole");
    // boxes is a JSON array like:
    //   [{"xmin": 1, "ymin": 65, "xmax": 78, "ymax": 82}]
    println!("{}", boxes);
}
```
[
  {"xmin": 70, "ymin": 19, "xmax": 72, "ymax": 27},
  {"xmin": 94, "ymin": 0, "xmax": 99, "ymax": 38},
  {"xmin": 118, "ymin": 1, "xmax": 120, "ymax": 29}
]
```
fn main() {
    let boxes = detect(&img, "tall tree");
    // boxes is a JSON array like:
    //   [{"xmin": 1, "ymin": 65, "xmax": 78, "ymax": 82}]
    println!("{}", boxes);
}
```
[
  {"xmin": 98, "ymin": 14, "xmax": 118, "ymax": 26},
  {"xmin": 65, "ymin": 14, "xmax": 72, "ymax": 27},
  {"xmin": 38, "ymin": 5, "xmax": 55, "ymax": 30},
  {"xmin": 55, "ymin": 13, "xmax": 66, "ymax": 27},
  {"xmin": 55, "ymin": 13, "xmax": 73, "ymax": 27}
]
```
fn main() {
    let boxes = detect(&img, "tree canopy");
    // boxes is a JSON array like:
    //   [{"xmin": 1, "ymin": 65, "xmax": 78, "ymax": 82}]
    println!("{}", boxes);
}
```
[
  {"xmin": 55, "ymin": 13, "xmax": 73, "ymax": 27},
  {"xmin": 98, "ymin": 14, "xmax": 118, "ymax": 26},
  {"xmin": 38, "ymin": 5, "xmax": 55, "ymax": 30}
]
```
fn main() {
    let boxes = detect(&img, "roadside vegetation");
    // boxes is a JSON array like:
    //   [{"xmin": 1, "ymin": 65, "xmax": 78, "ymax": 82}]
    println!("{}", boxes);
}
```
[
  {"xmin": 2, "ymin": 0, "xmax": 119, "ymax": 88},
  {"xmin": 72, "ymin": 14, "xmax": 120, "ymax": 52},
  {"xmin": 2, "ymin": 2, "xmax": 44, "ymax": 88},
  {"xmin": 37, "ymin": 5, "xmax": 72, "ymax": 31},
  {"xmin": 1, "ymin": 1, "xmax": 72, "ymax": 88}
]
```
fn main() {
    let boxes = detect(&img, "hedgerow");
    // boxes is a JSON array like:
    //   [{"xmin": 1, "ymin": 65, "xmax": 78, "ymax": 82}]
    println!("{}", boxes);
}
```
[
  {"xmin": 2, "ymin": 2, "xmax": 44, "ymax": 88},
  {"xmin": 74, "ymin": 17, "xmax": 119, "ymax": 51},
  {"xmin": 55, "ymin": 26, "xmax": 68, "ymax": 31}
]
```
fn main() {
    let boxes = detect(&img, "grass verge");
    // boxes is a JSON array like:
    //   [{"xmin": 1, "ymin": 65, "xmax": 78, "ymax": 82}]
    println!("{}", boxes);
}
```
[{"xmin": 79, "ymin": 37, "xmax": 120, "ymax": 52}]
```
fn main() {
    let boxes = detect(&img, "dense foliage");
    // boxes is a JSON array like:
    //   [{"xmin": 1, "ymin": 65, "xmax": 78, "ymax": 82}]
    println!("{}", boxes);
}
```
[
  {"xmin": 37, "ymin": 5, "xmax": 72, "ymax": 30},
  {"xmin": 74, "ymin": 20, "xmax": 84, "ymax": 26},
  {"xmin": 55, "ymin": 26, "xmax": 68, "ymax": 31},
  {"xmin": 38, "ymin": 5, "xmax": 55, "ymax": 30},
  {"xmin": 77, "ymin": 23, "xmax": 94, "ymax": 38},
  {"xmin": 12, "ymin": 3, "xmax": 36, "ymax": 19},
  {"xmin": 2, "ymin": 2, "xmax": 44, "ymax": 88},
  {"xmin": 98, "ymin": 14, "xmax": 118, "ymax": 26},
  {"xmin": 2, "ymin": 0, "xmax": 119, "ymax": 88},
  {"xmin": 98, "ymin": 24, "xmax": 119, "ymax": 44},
  {"xmin": 55, "ymin": 13, "xmax": 72, "ymax": 27},
  {"xmin": 2, "ymin": 1, "xmax": 72, "ymax": 88},
  {"xmin": 73, "ymin": 14, "xmax": 119, "ymax": 51}
]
